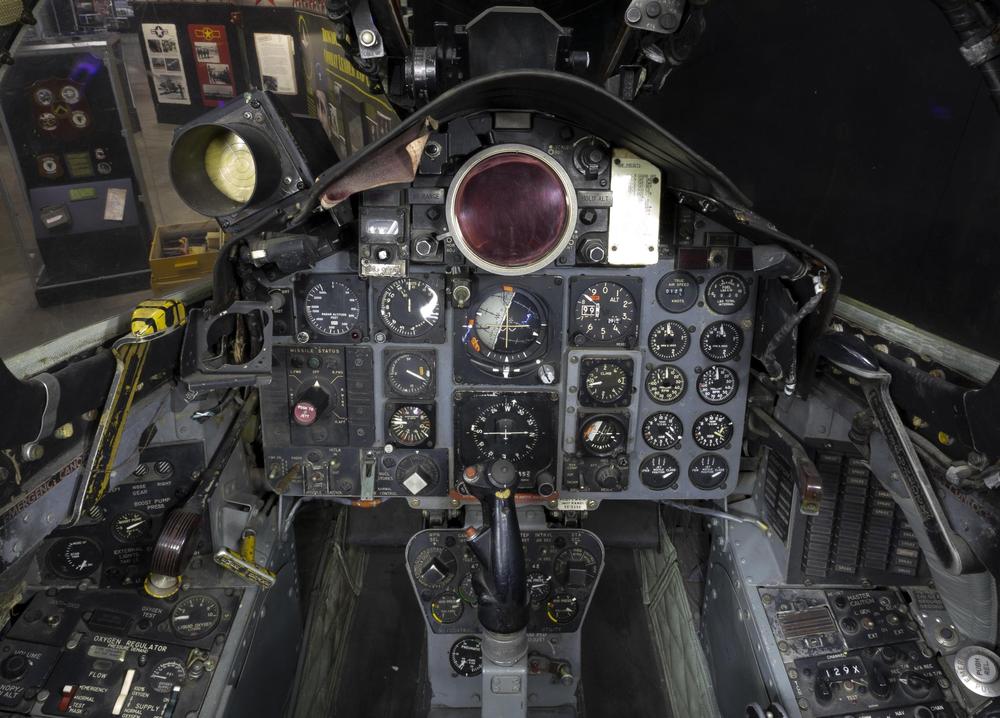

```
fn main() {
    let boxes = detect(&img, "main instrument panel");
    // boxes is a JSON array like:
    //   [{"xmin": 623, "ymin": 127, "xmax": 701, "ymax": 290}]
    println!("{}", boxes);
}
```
[{"xmin": 259, "ymin": 109, "xmax": 758, "ymax": 508}]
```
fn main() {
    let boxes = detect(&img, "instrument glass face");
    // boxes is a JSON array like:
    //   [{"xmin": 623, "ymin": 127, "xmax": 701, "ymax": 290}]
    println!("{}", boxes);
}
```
[
  {"xmin": 456, "ymin": 392, "xmax": 556, "ymax": 473},
  {"xmin": 573, "ymin": 281, "xmax": 637, "ymax": 342},
  {"xmin": 303, "ymin": 280, "xmax": 362, "ymax": 336},
  {"xmin": 465, "ymin": 287, "xmax": 546, "ymax": 362},
  {"xmin": 204, "ymin": 130, "xmax": 256, "ymax": 203},
  {"xmin": 379, "ymin": 278, "xmax": 442, "ymax": 338}
]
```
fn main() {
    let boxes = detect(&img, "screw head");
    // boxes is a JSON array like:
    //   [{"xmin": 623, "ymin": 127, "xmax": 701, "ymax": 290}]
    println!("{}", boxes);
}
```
[{"xmin": 359, "ymin": 29, "xmax": 377, "ymax": 47}]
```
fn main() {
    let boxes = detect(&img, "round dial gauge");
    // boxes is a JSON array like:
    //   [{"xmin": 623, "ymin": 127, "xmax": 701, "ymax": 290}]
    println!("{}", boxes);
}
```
[
  {"xmin": 579, "ymin": 414, "xmax": 627, "ymax": 457},
  {"xmin": 696, "ymin": 365, "xmax": 739, "ymax": 405},
  {"xmin": 692, "ymin": 412, "xmax": 735, "ymax": 450},
  {"xmin": 378, "ymin": 278, "xmax": 441, "ymax": 338},
  {"xmin": 111, "ymin": 510, "xmax": 151, "ymax": 543},
  {"xmin": 47, "ymin": 537, "xmax": 101, "ymax": 579},
  {"xmin": 170, "ymin": 595, "xmax": 221, "ymax": 640},
  {"xmin": 386, "ymin": 353, "xmax": 433, "ymax": 396},
  {"xmin": 470, "ymin": 287, "xmax": 546, "ymax": 361},
  {"xmin": 639, "ymin": 454, "xmax": 680, "ymax": 490},
  {"xmin": 656, "ymin": 271, "xmax": 699, "ymax": 313},
  {"xmin": 582, "ymin": 362, "xmax": 629, "ymax": 405},
  {"xmin": 644, "ymin": 365, "xmax": 687, "ymax": 404},
  {"xmin": 459, "ymin": 573, "xmax": 479, "ymax": 606},
  {"xmin": 413, "ymin": 547, "xmax": 457, "ymax": 588},
  {"xmin": 701, "ymin": 321, "xmax": 743, "ymax": 362},
  {"xmin": 449, "ymin": 636, "xmax": 483, "ymax": 677},
  {"xmin": 641, "ymin": 412, "xmax": 683, "ymax": 450},
  {"xmin": 705, "ymin": 273, "xmax": 749, "ymax": 315},
  {"xmin": 648, "ymin": 321, "xmax": 690, "ymax": 362},
  {"xmin": 431, "ymin": 591, "xmax": 464, "ymax": 624},
  {"xmin": 388, "ymin": 405, "xmax": 432, "ymax": 447},
  {"xmin": 469, "ymin": 398, "xmax": 540, "ymax": 464},
  {"xmin": 574, "ymin": 281, "xmax": 637, "ymax": 342},
  {"xmin": 149, "ymin": 658, "xmax": 186, "ymax": 693},
  {"xmin": 303, "ymin": 280, "xmax": 361, "ymax": 336},
  {"xmin": 527, "ymin": 572, "xmax": 551, "ymax": 603},
  {"xmin": 689, "ymin": 453, "xmax": 729, "ymax": 489},
  {"xmin": 547, "ymin": 592, "xmax": 579, "ymax": 624},
  {"xmin": 554, "ymin": 548, "xmax": 599, "ymax": 588},
  {"xmin": 394, "ymin": 454, "xmax": 440, "ymax": 495}
]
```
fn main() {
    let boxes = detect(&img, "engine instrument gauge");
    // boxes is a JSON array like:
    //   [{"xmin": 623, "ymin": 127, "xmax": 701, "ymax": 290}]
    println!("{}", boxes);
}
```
[
  {"xmin": 648, "ymin": 321, "xmax": 690, "ymax": 361},
  {"xmin": 696, "ymin": 365, "xmax": 739, "ymax": 405},
  {"xmin": 644, "ymin": 365, "xmax": 686, "ymax": 404},
  {"xmin": 303, "ymin": 279, "xmax": 361, "ymax": 336},
  {"xmin": 46, "ymin": 537, "xmax": 101, "ymax": 579},
  {"xmin": 527, "ymin": 572, "xmax": 551, "ymax": 603},
  {"xmin": 547, "ymin": 592, "xmax": 579, "ymax": 624},
  {"xmin": 394, "ymin": 454, "xmax": 440, "ymax": 495},
  {"xmin": 431, "ymin": 591, "xmax": 464, "ymax": 624},
  {"xmin": 170, "ymin": 595, "xmax": 221, "ymax": 640},
  {"xmin": 700, "ymin": 321, "xmax": 743, "ymax": 361},
  {"xmin": 378, "ymin": 278, "xmax": 441, "ymax": 338},
  {"xmin": 468, "ymin": 397, "xmax": 540, "ymax": 464},
  {"xmin": 386, "ymin": 352, "xmax": 434, "ymax": 397},
  {"xmin": 688, "ymin": 453, "xmax": 729, "ymax": 489},
  {"xmin": 656, "ymin": 271, "xmax": 699, "ymax": 313},
  {"xmin": 573, "ymin": 281, "xmax": 637, "ymax": 343},
  {"xmin": 467, "ymin": 286, "xmax": 546, "ymax": 362},
  {"xmin": 692, "ymin": 412, "xmax": 734, "ymax": 450},
  {"xmin": 639, "ymin": 454, "xmax": 680, "ymax": 490},
  {"xmin": 449, "ymin": 636, "xmax": 483, "ymax": 677},
  {"xmin": 111, "ymin": 510, "xmax": 151, "ymax": 543},
  {"xmin": 554, "ymin": 547, "xmax": 599, "ymax": 588},
  {"xmin": 581, "ymin": 362, "xmax": 629, "ymax": 405},
  {"xmin": 641, "ymin": 412, "xmax": 683, "ymax": 450},
  {"xmin": 579, "ymin": 414, "xmax": 627, "ymax": 457},
  {"xmin": 705, "ymin": 273, "xmax": 749, "ymax": 315},
  {"xmin": 387, "ymin": 405, "xmax": 433, "ymax": 447},
  {"xmin": 149, "ymin": 658, "xmax": 187, "ymax": 693}
]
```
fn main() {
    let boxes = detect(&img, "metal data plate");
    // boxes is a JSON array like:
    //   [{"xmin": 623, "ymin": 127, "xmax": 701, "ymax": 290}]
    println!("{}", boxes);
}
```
[{"xmin": 607, "ymin": 148, "xmax": 661, "ymax": 266}]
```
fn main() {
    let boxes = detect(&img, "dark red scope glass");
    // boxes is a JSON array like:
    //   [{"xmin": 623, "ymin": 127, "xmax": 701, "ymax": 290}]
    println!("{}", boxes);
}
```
[{"xmin": 453, "ymin": 152, "xmax": 569, "ymax": 269}]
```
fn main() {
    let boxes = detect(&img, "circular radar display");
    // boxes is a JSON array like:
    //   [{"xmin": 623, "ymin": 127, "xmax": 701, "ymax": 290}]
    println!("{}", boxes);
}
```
[
  {"xmin": 388, "ymin": 405, "xmax": 432, "ymax": 447},
  {"xmin": 303, "ymin": 280, "xmax": 361, "ymax": 336},
  {"xmin": 645, "ymin": 365, "xmax": 686, "ymax": 404},
  {"xmin": 642, "ymin": 412, "xmax": 683, "ymax": 450},
  {"xmin": 700, "ymin": 321, "xmax": 743, "ymax": 362},
  {"xmin": 579, "ymin": 414, "xmax": 627, "ymax": 457},
  {"xmin": 692, "ymin": 412, "xmax": 734, "ymax": 450},
  {"xmin": 378, "ymin": 278, "xmax": 441, "ymax": 338},
  {"xmin": 170, "ymin": 595, "xmax": 221, "ymax": 640},
  {"xmin": 705, "ymin": 273, "xmax": 749, "ymax": 315},
  {"xmin": 648, "ymin": 320, "xmax": 691, "ymax": 361},
  {"xmin": 448, "ymin": 145, "xmax": 575, "ymax": 274},
  {"xmin": 386, "ymin": 353, "xmax": 433, "ymax": 396},
  {"xmin": 449, "ymin": 637, "xmax": 483, "ymax": 677},
  {"xmin": 582, "ymin": 362, "xmax": 629, "ymax": 405},
  {"xmin": 574, "ymin": 282, "xmax": 637, "ymax": 342},
  {"xmin": 469, "ymin": 398, "xmax": 540, "ymax": 464},
  {"xmin": 689, "ymin": 454, "xmax": 729, "ymax": 489},
  {"xmin": 656, "ymin": 271, "xmax": 699, "ymax": 313},
  {"xmin": 639, "ymin": 454, "xmax": 680, "ymax": 491},
  {"xmin": 468, "ymin": 287, "xmax": 546, "ymax": 363},
  {"xmin": 47, "ymin": 537, "xmax": 101, "ymax": 579},
  {"xmin": 696, "ymin": 365, "xmax": 739, "ymax": 405}
]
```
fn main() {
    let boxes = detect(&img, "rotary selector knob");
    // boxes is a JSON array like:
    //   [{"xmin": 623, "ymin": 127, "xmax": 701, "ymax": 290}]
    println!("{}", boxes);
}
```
[
  {"xmin": 292, "ymin": 383, "xmax": 330, "ymax": 426},
  {"xmin": 954, "ymin": 645, "xmax": 1000, "ymax": 697},
  {"xmin": 1, "ymin": 654, "xmax": 27, "ymax": 680}
]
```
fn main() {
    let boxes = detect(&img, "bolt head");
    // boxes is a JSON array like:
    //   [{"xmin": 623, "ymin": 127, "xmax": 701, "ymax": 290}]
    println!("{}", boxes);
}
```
[{"xmin": 359, "ymin": 29, "xmax": 377, "ymax": 47}]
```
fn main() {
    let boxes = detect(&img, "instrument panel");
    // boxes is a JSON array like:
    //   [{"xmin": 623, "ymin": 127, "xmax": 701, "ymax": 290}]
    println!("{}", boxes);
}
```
[{"xmin": 258, "ymin": 109, "xmax": 759, "ymax": 505}]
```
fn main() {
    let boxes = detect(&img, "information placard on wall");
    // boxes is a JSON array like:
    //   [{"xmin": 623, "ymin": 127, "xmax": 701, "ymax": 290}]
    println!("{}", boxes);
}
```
[
  {"xmin": 142, "ymin": 22, "xmax": 190, "ymax": 105},
  {"xmin": 187, "ymin": 23, "xmax": 236, "ymax": 107}
]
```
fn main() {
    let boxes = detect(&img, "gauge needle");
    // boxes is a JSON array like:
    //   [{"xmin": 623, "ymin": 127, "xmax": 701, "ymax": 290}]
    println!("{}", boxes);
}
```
[
  {"xmin": 405, "ymin": 370, "xmax": 425, "ymax": 380},
  {"xmin": 125, "ymin": 521, "xmax": 144, "ymax": 531},
  {"xmin": 714, "ymin": 430, "xmax": 726, "ymax": 438},
  {"xmin": 174, "ymin": 615, "xmax": 189, "ymax": 620}
]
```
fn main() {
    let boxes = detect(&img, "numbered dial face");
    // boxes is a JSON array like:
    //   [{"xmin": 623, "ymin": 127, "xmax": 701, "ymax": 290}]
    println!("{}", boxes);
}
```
[
  {"xmin": 111, "ymin": 510, "xmax": 151, "ymax": 543},
  {"xmin": 582, "ymin": 362, "xmax": 629, "ymax": 404},
  {"xmin": 449, "ymin": 637, "xmax": 483, "ymax": 677},
  {"xmin": 469, "ymin": 398, "xmax": 540, "ymax": 464},
  {"xmin": 149, "ymin": 658, "xmax": 186, "ymax": 693},
  {"xmin": 639, "ymin": 454, "xmax": 680, "ymax": 490},
  {"xmin": 644, "ymin": 365, "xmax": 686, "ymax": 404},
  {"xmin": 656, "ymin": 271, "xmax": 699, "ymax": 313},
  {"xmin": 696, "ymin": 365, "xmax": 739, "ymax": 405},
  {"xmin": 579, "ymin": 414, "xmax": 627, "ymax": 457},
  {"xmin": 470, "ymin": 287, "xmax": 546, "ymax": 360},
  {"xmin": 574, "ymin": 281, "xmax": 637, "ymax": 342},
  {"xmin": 689, "ymin": 453, "xmax": 729, "ymax": 489},
  {"xmin": 431, "ymin": 591, "xmax": 464, "ymax": 624},
  {"xmin": 692, "ymin": 412, "xmax": 735, "ymax": 450},
  {"xmin": 386, "ymin": 353, "xmax": 434, "ymax": 396},
  {"xmin": 642, "ymin": 412, "xmax": 683, "ymax": 450},
  {"xmin": 547, "ymin": 592, "xmax": 579, "ymax": 624},
  {"xmin": 388, "ymin": 405, "xmax": 432, "ymax": 447},
  {"xmin": 554, "ymin": 548, "xmax": 599, "ymax": 588},
  {"xmin": 527, "ymin": 572, "xmax": 551, "ymax": 603},
  {"xmin": 700, "ymin": 321, "xmax": 743, "ymax": 361},
  {"xmin": 648, "ymin": 321, "xmax": 690, "ymax": 362},
  {"xmin": 378, "ymin": 278, "xmax": 441, "ymax": 338},
  {"xmin": 170, "ymin": 595, "xmax": 221, "ymax": 640},
  {"xmin": 705, "ymin": 273, "xmax": 749, "ymax": 315},
  {"xmin": 304, "ymin": 280, "xmax": 361, "ymax": 336},
  {"xmin": 47, "ymin": 537, "xmax": 101, "ymax": 579}
]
